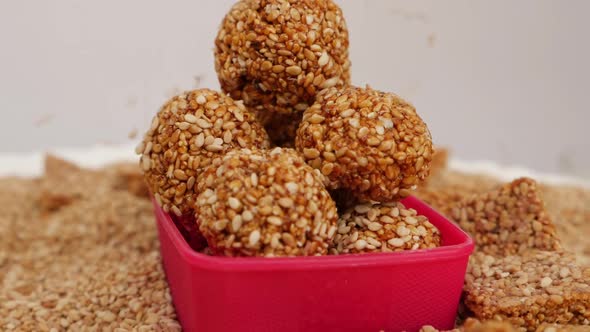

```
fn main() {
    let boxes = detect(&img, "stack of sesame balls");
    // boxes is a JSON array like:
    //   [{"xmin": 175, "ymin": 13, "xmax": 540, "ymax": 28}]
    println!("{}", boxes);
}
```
[{"xmin": 137, "ymin": 0, "xmax": 440, "ymax": 257}]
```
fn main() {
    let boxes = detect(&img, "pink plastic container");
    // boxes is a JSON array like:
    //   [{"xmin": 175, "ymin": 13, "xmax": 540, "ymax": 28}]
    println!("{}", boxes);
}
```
[{"xmin": 154, "ymin": 196, "xmax": 474, "ymax": 332}]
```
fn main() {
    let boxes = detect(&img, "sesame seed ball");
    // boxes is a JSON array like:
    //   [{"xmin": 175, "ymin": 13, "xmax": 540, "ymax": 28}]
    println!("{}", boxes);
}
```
[
  {"xmin": 331, "ymin": 201, "xmax": 441, "ymax": 254},
  {"xmin": 253, "ymin": 110, "xmax": 302, "ymax": 147},
  {"xmin": 296, "ymin": 85, "xmax": 434, "ymax": 202},
  {"xmin": 194, "ymin": 147, "xmax": 338, "ymax": 257},
  {"xmin": 214, "ymin": 0, "xmax": 351, "ymax": 116},
  {"xmin": 137, "ymin": 88, "xmax": 270, "ymax": 216}
]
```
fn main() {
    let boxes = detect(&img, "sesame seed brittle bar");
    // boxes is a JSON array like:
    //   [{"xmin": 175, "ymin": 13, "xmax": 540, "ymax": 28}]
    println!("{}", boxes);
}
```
[{"xmin": 464, "ymin": 250, "xmax": 590, "ymax": 331}]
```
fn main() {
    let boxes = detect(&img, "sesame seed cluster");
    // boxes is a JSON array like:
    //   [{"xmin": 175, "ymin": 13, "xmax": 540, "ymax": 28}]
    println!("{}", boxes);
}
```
[
  {"xmin": 215, "ymin": 0, "xmax": 351, "ymax": 116},
  {"xmin": 331, "ymin": 201, "xmax": 440, "ymax": 255},
  {"xmin": 137, "ymin": 89, "xmax": 270, "ymax": 216},
  {"xmin": 195, "ymin": 148, "xmax": 337, "ymax": 257},
  {"xmin": 136, "ymin": 0, "xmax": 442, "ymax": 257},
  {"xmin": 295, "ymin": 85, "xmax": 434, "ymax": 202}
]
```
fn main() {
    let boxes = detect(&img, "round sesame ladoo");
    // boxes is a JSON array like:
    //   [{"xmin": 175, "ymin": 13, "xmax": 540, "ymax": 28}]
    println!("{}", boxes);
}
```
[
  {"xmin": 195, "ymin": 148, "xmax": 338, "ymax": 257},
  {"xmin": 214, "ymin": 0, "xmax": 351, "ymax": 116},
  {"xmin": 296, "ymin": 85, "xmax": 433, "ymax": 202},
  {"xmin": 332, "ymin": 201, "xmax": 441, "ymax": 254},
  {"xmin": 137, "ymin": 88, "xmax": 270, "ymax": 216}
]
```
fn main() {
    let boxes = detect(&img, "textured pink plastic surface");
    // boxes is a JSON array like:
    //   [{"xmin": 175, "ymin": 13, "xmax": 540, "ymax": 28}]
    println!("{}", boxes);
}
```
[{"xmin": 154, "ymin": 196, "xmax": 474, "ymax": 332}]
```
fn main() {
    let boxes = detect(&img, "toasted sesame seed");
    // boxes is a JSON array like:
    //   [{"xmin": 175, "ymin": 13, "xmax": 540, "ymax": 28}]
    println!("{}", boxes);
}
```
[
  {"xmin": 303, "ymin": 148, "xmax": 320, "ymax": 159},
  {"xmin": 184, "ymin": 114, "xmax": 198, "ymax": 123},
  {"xmin": 320, "ymin": 77, "xmax": 340, "ymax": 89},
  {"xmin": 196, "ymin": 95, "xmax": 206, "ymax": 104},
  {"xmin": 272, "ymin": 65, "xmax": 285, "ymax": 73},
  {"xmin": 195, "ymin": 118, "xmax": 211, "ymax": 129},
  {"xmin": 340, "ymin": 109, "xmax": 355, "ymax": 118},
  {"xmin": 242, "ymin": 210, "xmax": 254, "ymax": 222},
  {"xmin": 308, "ymin": 114, "xmax": 325, "ymax": 124},
  {"xmin": 249, "ymin": 230, "xmax": 261, "ymax": 247},
  {"xmin": 141, "ymin": 156, "xmax": 151, "ymax": 171},
  {"xmin": 172, "ymin": 169, "xmax": 187, "ymax": 181},
  {"xmin": 282, "ymin": 233, "xmax": 296, "ymax": 247},
  {"xmin": 278, "ymin": 197, "xmax": 294, "ymax": 208},
  {"xmin": 318, "ymin": 51, "xmax": 329, "ymax": 67},
  {"xmin": 228, "ymin": 197, "xmax": 241, "ymax": 210},
  {"xmin": 540, "ymin": 277, "xmax": 553, "ymax": 288},
  {"xmin": 171, "ymin": 205, "xmax": 182, "ymax": 217},
  {"xmin": 354, "ymin": 239, "xmax": 367, "ymax": 250},
  {"xmin": 286, "ymin": 66, "xmax": 302, "ymax": 76},
  {"xmin": 264, "ymin": 215, "xmax": 284, "ymax": 227},
  {"xmin": 205, "ymin": 144, "xmax": 223, "ymax": 152},
  {"xmin": 285, "ymin": 182, "xmax": 298, "ymax": 194},
  {"xmin": 367, "ymin": 137, "xmax": 381, "ymax": 146},
  {"xmin": 368, "ymin": 222, "xmax": 383, "ymax": 231},
  {"xmin": 388, "ymin": 238, "xmax": 405, "ymax": 247},
  {"xmin": 355, "ymin": 204, "xmax": 371, "ymax": 214}
]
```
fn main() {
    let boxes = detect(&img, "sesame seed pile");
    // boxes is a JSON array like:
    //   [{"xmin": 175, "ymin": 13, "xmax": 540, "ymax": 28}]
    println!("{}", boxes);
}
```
[
  {"xmin": 195, "ymin": 148, "xmax": 337, "ymax": 256},
  {"xmin": 0, "ymin": 157, "xmax": 180, "ymax": 331},
  {"xmin": 296, "ymin": 85, "xmax": 434, "ymax": 202},
  {"xmin": 215, "ymin": 0, "xmax": 351, "ymax": 116},
  {"xmin": 137, "ymin": 88, "xmax": 270, "ymax": 216},
  {"xmin": 332, "ymin": 201, "xmax": 440, "ymax": 254}
]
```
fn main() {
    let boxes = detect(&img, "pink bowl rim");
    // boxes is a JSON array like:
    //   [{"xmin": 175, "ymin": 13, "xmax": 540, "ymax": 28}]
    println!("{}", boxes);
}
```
[{"xmin": 155, "ymin": 196, "xmax": 474, "ymax": 272}]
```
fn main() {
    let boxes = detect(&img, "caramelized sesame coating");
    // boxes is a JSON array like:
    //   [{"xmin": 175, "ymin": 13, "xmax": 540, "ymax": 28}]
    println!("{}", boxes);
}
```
[
  {"xmin": 137, "ymin": 89, "xmax": 270, "ymax": 216},
  {"xmin": 465, "ymin": 250, "xmax": 590, "ymax": 331},
  {"xmin": 194, "ymin": 148, "xmax": 338, "ymax": 257},
  {"xmin": 451, "ymin": 178, "xmax": 561, "ymax": 256},
  {"xmin": 214, "ymin": 0, "xmax": 351, "ymax": 115},
  {"xmin": 296, "ymin": 85, "xmax": 434, "ymax": 202},
  {"xmin": 331, "ymin": 201, "xmax": 440, "ymax": 254}
]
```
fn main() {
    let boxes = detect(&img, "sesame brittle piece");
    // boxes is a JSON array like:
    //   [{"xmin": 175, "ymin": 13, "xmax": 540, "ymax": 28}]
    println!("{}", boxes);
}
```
[
  {"xmin": 464, "ymin": 250, "xmax": 590, "ymax": 331},
  {"xmin": 451, "ymin": 178, "xmax": 561, "ymax": 256}
]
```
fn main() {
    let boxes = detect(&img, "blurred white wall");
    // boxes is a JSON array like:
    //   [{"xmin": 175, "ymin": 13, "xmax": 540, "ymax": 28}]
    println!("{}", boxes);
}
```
[{"xmin": 0, "ymin": 0, "xmax": 588, "ymax": 177}]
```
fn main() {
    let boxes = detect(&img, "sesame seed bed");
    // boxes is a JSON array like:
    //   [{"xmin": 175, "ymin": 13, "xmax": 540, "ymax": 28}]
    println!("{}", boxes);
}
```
[
  {"xmin": 195, "ymin": 148, "xmax": 338, "ymax": 257},
  {"xmin": 2, "ymin": 156, "xmax": 590, "ymax": 330},
  {"xmin": 137, "ymin": 88, "xmax": 270, "ymax": 216},
  {"xmin": 464, "ymin": 250, "xmax": 590, "ymax": 331},
  {"xmin": 214, "ymin": 0, "xmax": 351, "ymax": 115},
  {"xmin": 332, "ymin": 201, "xmax": 441, "ymax": 254},
  {"xmin": 296, "ymin": 85, "xmax": 434, "ymax": 202}
]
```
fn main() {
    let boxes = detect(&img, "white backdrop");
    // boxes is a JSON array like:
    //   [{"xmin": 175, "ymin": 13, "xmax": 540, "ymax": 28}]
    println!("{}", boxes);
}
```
[{"xmin": 1, "ymin": 0, "xmax": 588, "ymax": 177}]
